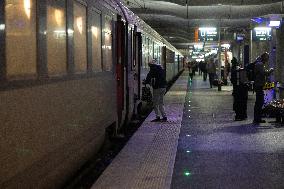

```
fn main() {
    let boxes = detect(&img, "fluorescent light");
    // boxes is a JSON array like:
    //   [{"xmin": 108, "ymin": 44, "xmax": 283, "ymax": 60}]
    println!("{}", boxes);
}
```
[
  {"xmin": 269, "ymin": 21, "xmax": 281, "ymax": 27},
  {"xmin": 199, "ymin": 27, "xmax": 216, "ymax": 31},
  {"xmin": 221, "ymin": 44, "xmax": 230, "ymax": 48},
  {"xmin": 254, "ymin": 27, "xmax": 271, "ymax": 31},
  {"xmin": 0, "ymin": 24, "xmax": 5, "ymax": 30},
  {"xmin": 194, "ymin": 44, "xmax": 203, "ymax": 49}
]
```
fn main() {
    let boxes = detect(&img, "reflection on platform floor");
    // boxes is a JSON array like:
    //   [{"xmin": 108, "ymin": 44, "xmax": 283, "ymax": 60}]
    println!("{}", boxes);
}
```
[{"xmin": 171, "ymin": 74, "xmax": 284, "ymax": 189}]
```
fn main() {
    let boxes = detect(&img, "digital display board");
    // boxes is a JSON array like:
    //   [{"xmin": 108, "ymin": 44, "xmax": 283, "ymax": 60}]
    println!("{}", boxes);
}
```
[
  {"xmin": 198, "ymin": 28, "xmax": 218, "ymax": 41},
  {"xmin": 252, "ymin": 27, "xmax": 271, "ymax": 41}
]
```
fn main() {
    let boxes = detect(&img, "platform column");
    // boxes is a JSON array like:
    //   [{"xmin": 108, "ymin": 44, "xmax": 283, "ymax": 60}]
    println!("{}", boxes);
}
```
[{"xmin": 276, "ymin": 24, "xmax": 284, "ymax": 98}]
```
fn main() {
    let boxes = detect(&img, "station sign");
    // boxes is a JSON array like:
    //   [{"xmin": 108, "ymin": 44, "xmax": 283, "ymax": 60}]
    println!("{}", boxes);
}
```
[
  {"xmin": 235, "ymin": 33, "xmax": 245, "ymax": 42},
  {"xmin": 198, "ymin": 27, "xmax": 218, "ymax": 41},
  {"xmin": 252, "ymin": 27, "xmax": 271, "ymax": 41}
]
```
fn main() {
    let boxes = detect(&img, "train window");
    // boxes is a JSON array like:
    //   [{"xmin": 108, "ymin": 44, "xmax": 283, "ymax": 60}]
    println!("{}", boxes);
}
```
[
  {"xmin": 5, "ymin": 0, "xmax": 37, "ymax": 79},
  {"xmin": 142, "ymin": 35, "xmax": 148, "ymax": 69},
  {"xmin": 148, "ymin": 39, "xmax": 153, "ymax": 62},
  {"xmin": 102, "ymin": 15, "xmax": 112, "ymax": 72},
  {"xmin": 90, "ymin": 9, "xmax": 102, "ymax": 72},
  {"xmin": 73, "ymin": 1, "xmax": 87, "ymax": 73},
  {"xmin": 146, "ymin": 38, "xmax": 149, "ymax": 68},
  {"xmin": 47, "ymin": 0, "xmax": 66, "ymax": 76},
  {"xmin": 128, "ymin": 27, "xmax": 132, "ymax": 71}
]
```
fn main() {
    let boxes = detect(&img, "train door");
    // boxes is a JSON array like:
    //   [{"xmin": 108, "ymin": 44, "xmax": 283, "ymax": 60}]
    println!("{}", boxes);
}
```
[
  {"xmin": 132, "ymin": 27, "xmax": 139, "ymax": 103},
  {"xmin": 136, "ymin": 32, "xmax": 142, "ymax": 99},
  {"xmin": 116, "ymin": 17, "xmax": 125, "ymax": 126}
]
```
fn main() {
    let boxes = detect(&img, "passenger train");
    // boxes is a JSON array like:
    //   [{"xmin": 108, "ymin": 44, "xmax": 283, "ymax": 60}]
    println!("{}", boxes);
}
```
[{"xmin": 0, "ymin": 0, "xmax": 184, "ymax": 188}]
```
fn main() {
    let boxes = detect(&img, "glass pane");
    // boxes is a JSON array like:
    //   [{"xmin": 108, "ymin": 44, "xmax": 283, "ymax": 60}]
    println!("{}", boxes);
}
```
[
  {"xmin": 142, "ymin": 35, "xmax": 147, "ymax": 68},
  {"xmin": 73, "ymin": 1, "xmax": 87, "ymax": 73},
  {"xmin": 5, "ymin": 0, "xmax": 37, "ymax": 79},
  {"xmin": 149, "ymin": 39, "xmax": 153, "ymax": 62},
  {"xmin": 102, "ymin": 15, "xmax": 112, "ymax": 71},
  {"xmin": 47, "ymin": 0, "xmax": 66, "ymax": 76},
  {"xmin": 90, "ymin": 10, "xmax": 102, "ymax": 72}
]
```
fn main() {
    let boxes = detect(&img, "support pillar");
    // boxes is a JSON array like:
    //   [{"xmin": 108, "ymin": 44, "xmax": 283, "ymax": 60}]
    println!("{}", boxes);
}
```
[{"xmin": 276, "ymin": 24, "xmax": 284, "ymax": 98}]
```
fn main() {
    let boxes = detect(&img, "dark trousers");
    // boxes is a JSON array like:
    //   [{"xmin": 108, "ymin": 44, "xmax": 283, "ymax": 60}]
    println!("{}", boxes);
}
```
[
  {"xmin": 208, "ymin": 73, "xmax": 215, "ymax": 88},
  {"xmin": 189, "ymin": 72, "xmax": 193, "ymax": 80},
  {"xmin": 233, "ymin": 84, "xmax": 248, "ymax": 119},
  {"xmin": 203, "ymin": 71, "xmax": 207, "ymax": 81},
  {"xmin": 254, "ymin": 86, "xmax": 264, "ymax": 121}
]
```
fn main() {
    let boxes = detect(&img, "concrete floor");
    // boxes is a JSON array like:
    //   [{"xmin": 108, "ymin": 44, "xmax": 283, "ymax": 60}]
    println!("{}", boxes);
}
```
[
  {"xmin": 171, "ymin": 75, "xmax": 284, "ymax": 189},
  {"xmin": 90, "ymin": 72, "xmax": 283, "ymax": 189}
]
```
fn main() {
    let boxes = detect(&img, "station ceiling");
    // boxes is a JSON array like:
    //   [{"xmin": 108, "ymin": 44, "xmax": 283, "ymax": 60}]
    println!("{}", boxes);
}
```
[{"xmin": 123, "ymin": 0, "xmax": 284, "ymax": 52}]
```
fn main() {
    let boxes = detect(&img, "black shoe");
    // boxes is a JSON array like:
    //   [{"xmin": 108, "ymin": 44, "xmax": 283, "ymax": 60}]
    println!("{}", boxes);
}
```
[
  {"xmin": 161, "ymin": 117, "xmax": 167, "ymax": 122},
  {"xmin": 151, "ymin": 117, "xmax": 161, "ymax": 122}
]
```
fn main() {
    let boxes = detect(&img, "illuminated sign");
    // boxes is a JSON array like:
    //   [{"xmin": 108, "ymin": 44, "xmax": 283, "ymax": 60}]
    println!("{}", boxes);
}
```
[
  {"xmin": 198, "ymin": 27, "xmax": 218, "ymax": 41},
  {"xmin": 235, "ymin": 33, "xmax": 245, "ymax": 41},
  {"xmin": 252, "ymin": 27, "xmax": 271, "ymax": 41},
  {"xmin": 269, "ymin": 20, "xmax": 281, "ymax": 27}
]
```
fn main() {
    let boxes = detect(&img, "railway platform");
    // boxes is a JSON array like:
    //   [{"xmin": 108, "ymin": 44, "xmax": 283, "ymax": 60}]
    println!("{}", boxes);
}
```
[{"xmin": 91, "ymin": 72, "xmax": 284, "ymax": 189}]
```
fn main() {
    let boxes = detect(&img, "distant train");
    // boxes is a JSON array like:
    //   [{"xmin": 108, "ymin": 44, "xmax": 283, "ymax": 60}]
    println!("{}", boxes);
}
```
[{"xmin": 0, "ymin": 0, "xmax": 184, "ymax": 188}]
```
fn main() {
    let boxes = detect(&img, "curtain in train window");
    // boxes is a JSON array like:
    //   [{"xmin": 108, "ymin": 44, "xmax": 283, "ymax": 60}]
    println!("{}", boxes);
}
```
[
  {"xmin": 73, "ymin": 1, "xmax": 87, "ymax": 73},
  {"xmin": 5, "ymin": 0, "xmax": 36, "ymax": 79},
  {"xmin": 142, "ymin": 35, "xmax": 147, "ymax": 69},
  {"xmin": 47, "ymin": 0, "xmax": 66, "ymax": 76},
  {"xmin": 128, "ymin": 27, "xmax": 132, "ymax": 71},
  {"xmin": 90, "ymin": 10, "xmax": 102, "ymax": 72},
  {"xmin": 102, "ymin": 15, "xmax": 112, "ymax": 71},
  {"xmin": 154, "ymin": 42, "xmax": 160, "ymax": 62},
  {"xmin": 146, "ymin": 38, "xmax": 150, "ymax": 67},
  {"xmin": 148, "ymin": 39, "xmax": 153, "ymax": 62}
]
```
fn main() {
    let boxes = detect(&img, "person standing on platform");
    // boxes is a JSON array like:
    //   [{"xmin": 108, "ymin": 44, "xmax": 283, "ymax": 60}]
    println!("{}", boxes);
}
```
[
  {"xmin": 198, "ymin": 61, "xmax": 202, "ymax": 75},
  {"xmin": 188, "ymin": 61, "xmax": 194, "ymax": 81},
  {"xmin": 206, "ymin": 58, "xmax": 216, "ymax": 88},
  {"xmin": 143, "ymin": 59, "xmax": 167, "ymax": 122},
  {"xmin": 253, "ymin": 52, "xmax": 273, "ymax": 124},
  {"xmin": 230, "ymin": 57, "xmax": 248, "ymax": 121},
  {"xmin": 201, "ymin": 60, "xmax": 207, "ymax": 81}
]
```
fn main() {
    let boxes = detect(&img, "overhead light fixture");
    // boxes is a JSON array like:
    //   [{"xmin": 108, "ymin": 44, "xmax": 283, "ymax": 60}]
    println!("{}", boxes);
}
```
[
  {"xmin": 0, "ymin": 24, "xmax": 5, "ymax": 30},
  {"xmin": 199, "ymin": 27, "xmax": 216, "ymax": 31},
  {"xmin": 251, "ymin": 17, "xmax": 265, "ymax": 24},
  {"xmin": 269, "ymin": 20, "xmax": 281, "ymax": 27},
  {"xmin": 254, "ymin": 27, "xmax": 271, "ymax": 31},
  {"xmin": 221, "ymin": 44, "xmax": 230, "ymax": 48},
  {"xmin": 194, "ymin": 44, "xmax": 203, "ymax": 49}
]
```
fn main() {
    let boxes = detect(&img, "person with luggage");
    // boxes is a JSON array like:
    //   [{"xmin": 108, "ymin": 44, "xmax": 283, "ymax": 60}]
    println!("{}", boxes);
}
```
[{"xmin": 143, "ymin": 59, "xmax": 167, "ymax": 122}]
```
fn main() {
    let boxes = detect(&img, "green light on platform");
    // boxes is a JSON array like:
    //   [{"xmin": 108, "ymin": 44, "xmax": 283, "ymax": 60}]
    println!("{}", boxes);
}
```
[
  {"xmin": 184, "ymin": 171, "xmax": 191, "ymax": 176},
  {"xmin": 186, "ymin": 150, "xmax": 191, "ymax": 153}
]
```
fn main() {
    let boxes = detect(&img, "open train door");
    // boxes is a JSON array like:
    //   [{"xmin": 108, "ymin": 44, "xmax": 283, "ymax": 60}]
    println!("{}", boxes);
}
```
[{"xmin": 116, "ymin": 17, "xmax": 126, "ymax": 126}]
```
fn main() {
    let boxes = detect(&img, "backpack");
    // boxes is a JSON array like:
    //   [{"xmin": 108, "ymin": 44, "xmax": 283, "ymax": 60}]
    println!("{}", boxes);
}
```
[{"xmin": 246, "ymin": 61, "xmax": 256, "ymax": 81}]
